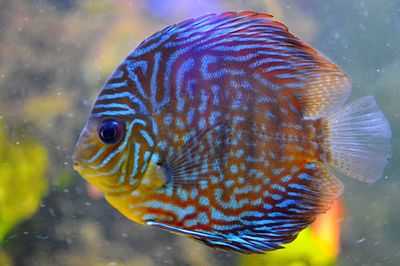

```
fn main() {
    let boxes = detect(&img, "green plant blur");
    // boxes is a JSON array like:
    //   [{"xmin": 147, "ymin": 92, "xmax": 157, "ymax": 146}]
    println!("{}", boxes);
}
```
[{"xmin": 0, "ymin": 121, "xmax": 48, "ymax": 242}]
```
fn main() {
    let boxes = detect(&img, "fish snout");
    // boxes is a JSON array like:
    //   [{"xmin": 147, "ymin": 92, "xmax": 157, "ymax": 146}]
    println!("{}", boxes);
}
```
[
  {"xmin": 72, "ymin": 155, "xmax": 80, "ymax": 170},
  {"xmin": 71, "ymin": 150, "xmax": 84, "ymax": 173},
  {"xmin": 72, "ymin": 131, "xmax": 94, "ymax": 172}
]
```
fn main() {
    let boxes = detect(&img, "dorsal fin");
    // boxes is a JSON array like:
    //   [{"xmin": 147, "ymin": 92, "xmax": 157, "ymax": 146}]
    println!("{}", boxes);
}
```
[
  {"xmin": 133, "ymin": 11, "xmax": 351, "ymax": 119},
  {"xmin": 279, "ymin": 52, "xmax": 351, "ymax": 119}
]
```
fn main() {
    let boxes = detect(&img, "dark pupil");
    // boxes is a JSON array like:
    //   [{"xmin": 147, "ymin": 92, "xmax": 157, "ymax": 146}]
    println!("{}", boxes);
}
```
[{"xmin": 98, "ymin": 120, "xmax": 123, "ymax": 144}]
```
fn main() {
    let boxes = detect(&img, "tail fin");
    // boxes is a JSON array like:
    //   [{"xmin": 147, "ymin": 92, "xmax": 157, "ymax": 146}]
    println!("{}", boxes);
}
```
[{"xmin": 324, "ymin": 96, "xmax": 391, "ymax": 183}]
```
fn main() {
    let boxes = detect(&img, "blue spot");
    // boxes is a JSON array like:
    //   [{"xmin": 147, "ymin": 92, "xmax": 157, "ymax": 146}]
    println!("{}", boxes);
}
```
[
  {"xmin": 271, "ymin": 184, "xmax": 286, "ymax": 192},
  {"xmin": 275, "ymin": 72, "xmax": 296, "ymax": 79},
  {"xmin": 288, "ymin": 183, "xmax": 312, "ymax": 192},
  {"xmin": 176, "ymin": 118, "xmax": 185, "ymax": 129},
  {"xmin": 186, "ymin": 79, "xmax": 196, "ymax": 98},
  {"xmin": 158, "ymin": 141, "xmax": 167, "ymax": 151},
  {"xmin": 164, "ymin": 113, "xmax": 173, "ymax": 126},
  {"xmin": 211, "ymin": 85, "xmax": 220, "ymax": 105},
  {"xmin": 272, "ymin": 168, "xmax": 284, "ymax": 176},
  {"xmin": 225, "ymin": 180, "xmax": 234, "ymax": 188},
  {"xmin": 190, "ymin": 188, "xmax": 199, "ymax": 199},
  {"xmin": 266, "ymin": 64, "xmax": 290, "ymax": 73},
  {"xmin": 183, "ymin": 132, "xmax": 192, "ymax": 143},
  {"xmin": 210, "ymin": 175, "xmax": 219, "ymax": 184},
  {"xmin": 251, "ymin": 198, "xmax": 263, "ymax": 206},
  {"xmin": 291, "ymin": 166, "xmax": 299, "ymax": 173},
  {"xmin": 232, "ymin": 93, "xmax": 242, "ymax": 110},
  {"xmin": 263, "ymin": 203, "xmax": 273, "ymax": 210},
  {"xmin": 281, "ymin": 175, "xmax": 292, "ymax": 182},
  {"xmin": 198, "ymin": 117, "xmax": 206, "ymax": 130},
  {"xmin": 230, "ymin": 164, "xmax": 238, "ymax": 174},
  {"xmin": 200, "ymin": 161, "xmax": 208, "ymax": 174},
  {"xmin": 183, "ymin": 219, "xmax": 197, "ymax": 227},
  {"xmin": 276, "ymin": 199, "xmax": 297, "ymax": 208},
  {"xmin": 241, "ymin": 80, "xmax": 254, "ymax": 91},
  {"xmin": 151, "ymin": 118, "xmax": 158, "ymax": 136},
  {"xmin": 299, "ymin": 173, "xmax": 313, "ymax": 181},
  {"xmin": 199, "ymin": 90, "xmax": 209, "ymax": 113},
  {"xmin": 271, "ymin": 194, "xmax": 282, "ymax": 200},
  {"xmin": 187, "ymin": 108, "xmax": 195, "ymax": 124},
  {"xmin": 304, "ymin": 163, "xmax": 316, "ymax": 170},
  {"xmin": 177, "ymin": 188, "xmax": 188, "ymax": 201},
  {"xmin": 150, "ymin": 153, "xmax": 160, "ymax": 164},
  {"xmin": 268, "ymin": 212, "xmax": 288, "ymax": 218},
  {"xmin": 232, "ymin": 115, "xmax": 245, "ymax": 126},
  {"xmin": 198, "ymin": 212, "xmax": 209, "ymax": 224},
  {"xmin": 235, "ymin": 149, "xmax": 244, "ymax": 158},
  {"xmin": 199, "ymin": 196, "xmax": 209, "ymax": 206},
  {"xmin": 237, "ymin": 130, "xmax": 243, "ymax": 141},
  {"xmin": 231, "ymin": 80, "xmax": 240, "ymax": 89},
  {"xmin": 200, "ymin": 180, "xmax": 208, "ymax": 190},
  {"xmin": 209, "ymin": 111, "xmax": 221, "ymax": 125}
]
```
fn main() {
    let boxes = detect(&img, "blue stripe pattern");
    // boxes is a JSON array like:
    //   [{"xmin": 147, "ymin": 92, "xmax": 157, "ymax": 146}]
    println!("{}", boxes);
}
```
[{"xmin": 77, "ymin": 11, "xmax": 349, "ymax": 254}]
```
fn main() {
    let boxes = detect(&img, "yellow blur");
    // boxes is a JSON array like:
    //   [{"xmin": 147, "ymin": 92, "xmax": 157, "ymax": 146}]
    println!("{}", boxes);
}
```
[
  {"xmin": 240, "ymin": 200, "xmax": 342, "ymax": 266},
  {"xmin": 0, "ymin": 121, "xmax": 48, "ymax": 242}
]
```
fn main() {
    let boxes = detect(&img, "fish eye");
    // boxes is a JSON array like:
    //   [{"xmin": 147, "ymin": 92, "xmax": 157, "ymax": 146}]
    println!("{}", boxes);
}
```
[{"xmin": 97, "ymin": 119, "xmax": 124, "ymax": 145}]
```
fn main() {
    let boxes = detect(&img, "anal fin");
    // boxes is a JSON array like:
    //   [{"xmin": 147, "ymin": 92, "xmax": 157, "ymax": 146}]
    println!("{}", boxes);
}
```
[{"xmin": 284, "ymin": 162, "xmax": 343, "ymax": 218}]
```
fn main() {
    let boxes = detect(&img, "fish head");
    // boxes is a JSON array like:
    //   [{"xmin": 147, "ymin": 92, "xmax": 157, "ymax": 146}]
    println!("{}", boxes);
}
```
[
  {"xmin": 72, "ymin": 116, "xmax": 128, "ymax": 192},
  {"xmin": 72, "ymin": 112, "xmax": 154, "ymax": 195}
]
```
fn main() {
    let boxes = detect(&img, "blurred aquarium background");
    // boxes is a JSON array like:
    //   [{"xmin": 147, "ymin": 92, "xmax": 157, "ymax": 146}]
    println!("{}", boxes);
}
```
[{"xmin": 0, "ymin": 0, "xmax": 399, "ymax": 265}]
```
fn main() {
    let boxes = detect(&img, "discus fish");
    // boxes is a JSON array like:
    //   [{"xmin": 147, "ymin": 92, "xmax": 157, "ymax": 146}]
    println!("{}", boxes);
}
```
[{"xmin": 72, "ymin": 12, "xmax": 391, "ymax": 254}]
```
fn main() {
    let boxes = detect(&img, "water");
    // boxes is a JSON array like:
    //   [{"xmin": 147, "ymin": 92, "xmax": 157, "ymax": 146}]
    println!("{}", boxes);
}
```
[{"xmin": 0, "ymin": 1, "xmax": 399, "ymax": 265}]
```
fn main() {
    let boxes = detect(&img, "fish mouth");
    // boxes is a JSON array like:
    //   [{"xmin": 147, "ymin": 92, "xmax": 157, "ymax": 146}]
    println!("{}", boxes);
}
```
[
  {"xmin": 71, "ymin": 145, "xmax": 85, "ymax": 173},
  {"xmin": 71, "ymin": 157, "xmax": 86, "ymax": 178},
  {"xmin": 71, "ymin": 158, "xmax": 98, "ymax": 180},
  {"xmin": 71, "ymin": 149, "xmax": 93, "ymax": 179},
  {"xmin": 71, "ymin": 129, "xmax": 96, "ymax": 176}
]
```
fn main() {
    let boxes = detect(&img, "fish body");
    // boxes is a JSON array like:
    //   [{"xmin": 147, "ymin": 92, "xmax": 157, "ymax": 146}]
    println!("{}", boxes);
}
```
[{"xmin": 73, "ymin": 12, "xmax": 391, "ymax": 253}]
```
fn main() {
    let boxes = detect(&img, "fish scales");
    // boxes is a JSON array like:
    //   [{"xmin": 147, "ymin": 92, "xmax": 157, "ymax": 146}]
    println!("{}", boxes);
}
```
[{"xmin": 73, "ymin": 12, "xmax": 391, "ymax": 253}]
